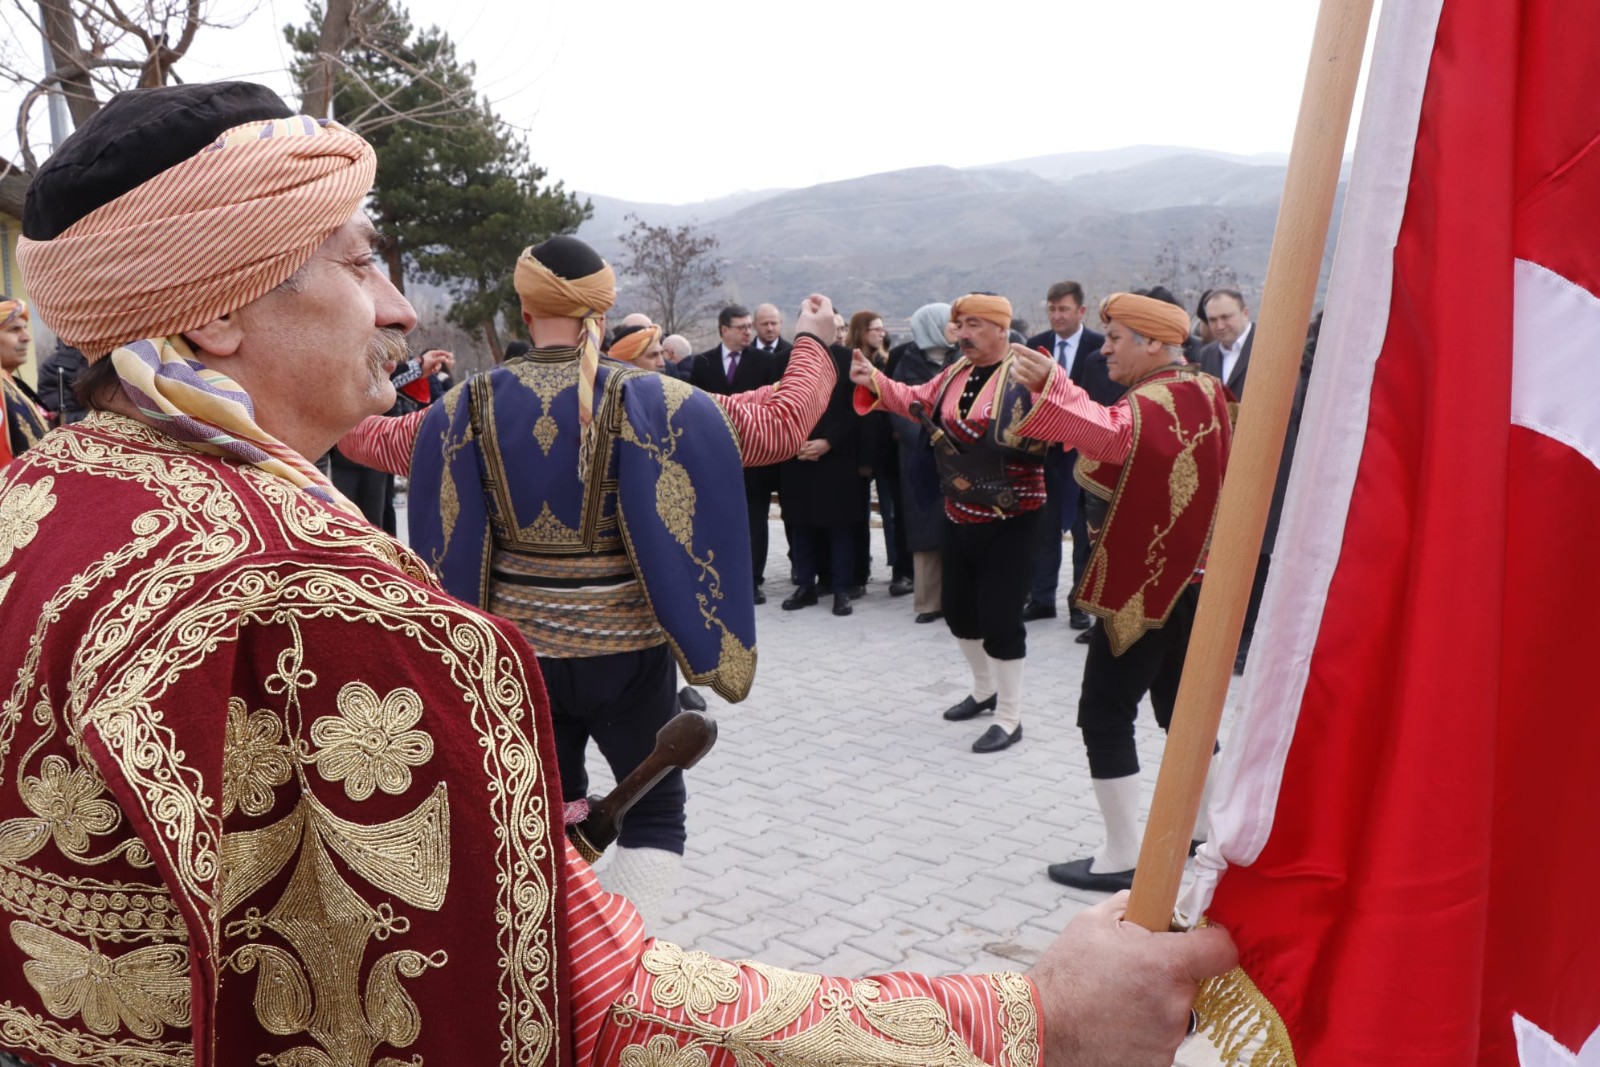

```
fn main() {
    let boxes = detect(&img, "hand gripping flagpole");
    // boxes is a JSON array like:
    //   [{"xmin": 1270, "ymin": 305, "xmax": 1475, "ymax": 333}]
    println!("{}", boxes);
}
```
[{"xmin": 1125, "ymin": 0, "xmax": 1376, "ymax": 933}]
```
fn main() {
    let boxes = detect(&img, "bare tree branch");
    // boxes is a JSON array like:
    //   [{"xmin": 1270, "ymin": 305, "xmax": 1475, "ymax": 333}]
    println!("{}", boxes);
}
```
[{"xmin": 8, "ymin": 0, "xmax": 227, "ymax": 169}]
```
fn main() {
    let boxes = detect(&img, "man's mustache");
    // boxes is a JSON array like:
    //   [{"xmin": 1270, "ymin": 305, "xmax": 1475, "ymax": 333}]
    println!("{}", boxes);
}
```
[
  {"xmin": 958, "ymin": 339, "xmax": 976, "ymax": 349},
  {"xmin": 368, "ymin": 328, "xmax": 410, "ymax": 369}
]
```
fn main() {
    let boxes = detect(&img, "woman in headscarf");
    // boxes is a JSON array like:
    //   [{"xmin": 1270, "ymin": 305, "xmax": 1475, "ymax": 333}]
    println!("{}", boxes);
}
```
[{"xmin": 886, "ymin": 302, "xmax": 955, "ymax": 621}]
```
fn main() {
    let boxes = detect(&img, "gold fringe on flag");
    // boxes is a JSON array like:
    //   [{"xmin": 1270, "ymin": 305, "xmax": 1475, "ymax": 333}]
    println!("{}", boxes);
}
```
[{"xmin": 1192, "ymin": 959, "xmax": 1299, "ymax": 1066}]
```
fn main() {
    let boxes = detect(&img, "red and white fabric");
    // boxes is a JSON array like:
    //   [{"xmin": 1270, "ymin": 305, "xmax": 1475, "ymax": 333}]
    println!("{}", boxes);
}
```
[{"xmin": 1182, "ymin": 0, "xmax": 1600, "ymax": 1062}]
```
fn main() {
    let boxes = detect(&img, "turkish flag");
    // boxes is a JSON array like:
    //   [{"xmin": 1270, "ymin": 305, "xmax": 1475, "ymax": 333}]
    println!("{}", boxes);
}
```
[{"xmin": 1186, "ymin": 0, "xmax": 1600, "ymax": 1062}]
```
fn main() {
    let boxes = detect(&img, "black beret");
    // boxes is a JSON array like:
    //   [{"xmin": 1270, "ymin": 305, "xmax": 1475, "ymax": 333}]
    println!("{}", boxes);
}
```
[
  {"xmin": 528, "ymin": 235, "xmax": 605, "ymax": 280},
  {"xmin": 24, "ymin": 82, "xmax": 294, "ymax": 241}
]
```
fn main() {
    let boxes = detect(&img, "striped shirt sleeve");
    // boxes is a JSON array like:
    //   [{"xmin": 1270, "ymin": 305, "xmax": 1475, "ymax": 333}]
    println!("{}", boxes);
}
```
[
  {"xmin": 715, "ymin": 335, "xmax": 836, "ymax": 467},
  {"xmin": 1016, "ymin": 365, "xmax": 1135, "ymax": 464},
  {"xmin": 337, "ymin": 409, "xmax": 427, "ymax": 475},
  {"xmin": 564, "ymin": 838, "xmax": 1042, "ymax": 1066}
]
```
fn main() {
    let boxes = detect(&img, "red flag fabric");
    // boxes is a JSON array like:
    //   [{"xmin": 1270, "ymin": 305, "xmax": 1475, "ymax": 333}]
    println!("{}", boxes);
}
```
[{"xmin": 1185, "ymin": 0, "xmax": 1600, "ymax": 1062}]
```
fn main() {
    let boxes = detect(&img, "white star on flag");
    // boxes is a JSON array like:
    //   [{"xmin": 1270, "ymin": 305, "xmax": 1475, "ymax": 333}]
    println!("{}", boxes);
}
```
[{"xmin": 1515, "ymin": 1016, "xmax": 1600, "ymax": 1067}]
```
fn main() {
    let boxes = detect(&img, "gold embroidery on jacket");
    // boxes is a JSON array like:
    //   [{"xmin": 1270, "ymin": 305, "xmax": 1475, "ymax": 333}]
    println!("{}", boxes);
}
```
[
  {"xmin": 0, "ymin": 1000, "xmax": 192, "ymax": 1065},
  {"xmin": 209, "ymin": 620, "xmax": 451, "ymax": 1067},
  {"xmin": 0, "ymin": 476, "xmax": 55, "ymax": 567},
  {"xmin": 989, "ymin": 971, "xmax": 1039, "ymax": 1067},
  {"xmin": 616, "ymin": 941, "xmax": 993, "ymax": 1067},
  {"xmin": 308, "ymin": 682, "xmax": 435, "ymax": 802},
  {"xmin": 12, "ymin": 919, "xmax": 190, "ymax": 1037},
  {"xmin": 222, "ymin": 698, "xmax": 293, "ymax": 818},
  {"xmin": 617, "ymin": 398, "xmax": 757, "ymax": 700},
  {"xmin": 1, "ymin": 417, "xmax": 559, "ymax": 1064}
]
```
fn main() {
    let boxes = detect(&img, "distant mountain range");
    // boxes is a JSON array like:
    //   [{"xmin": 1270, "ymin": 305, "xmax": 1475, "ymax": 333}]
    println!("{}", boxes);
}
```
[{"xmin": 574, "ymin": 144, "xmax": 1344, "ymax": 342}]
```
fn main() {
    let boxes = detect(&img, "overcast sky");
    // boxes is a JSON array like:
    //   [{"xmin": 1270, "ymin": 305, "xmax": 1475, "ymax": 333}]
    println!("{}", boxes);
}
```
[{"xmin": 11, "ymin": 0, "xmax": 1364, "ymax": 205}]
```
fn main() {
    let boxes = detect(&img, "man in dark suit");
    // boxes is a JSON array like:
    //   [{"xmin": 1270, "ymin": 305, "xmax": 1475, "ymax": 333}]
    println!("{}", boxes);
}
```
[
  {"xmin": 1197, "ymin": 288, "xmax": 1255, "ymax": 398},
  {"xmin": 750, "ymin": 302, "xmax": 794, "ymax": 367},
  {"xmin": 691, "ymin": 304, "xmax": 781, "ymax": 602},
  {"xmin": 1197, "ymin": 287, "xmax": 1279, "ymax": 673},
  {"xmin": 1023, "ymin": 281, "xmax": 1120, "ymax": 628}
]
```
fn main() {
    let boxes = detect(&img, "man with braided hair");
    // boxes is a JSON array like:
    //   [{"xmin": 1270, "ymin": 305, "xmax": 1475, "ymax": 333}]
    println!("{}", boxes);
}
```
[
  {"xmin": 0, "ymin": 82, "xmax": 1234, "ymax": 1067},
  {"xmin": 339, "ymin": 235, "xmax": 838, "ymax": 923}
]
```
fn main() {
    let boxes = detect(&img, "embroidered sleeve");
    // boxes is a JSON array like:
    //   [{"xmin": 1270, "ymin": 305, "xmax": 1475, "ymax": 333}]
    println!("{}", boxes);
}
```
[
  {"xmin": 1013, "ymin": 368, "xmax": 1135, "ymax": 463},
  {"xmin": 714, "ymin": 335, "xmax": 836, "ymax": 466},
  {"xmin": 564, "ymin": 841, "xmax": 1042, "ymax": 1067},
  {"xmin": 336, "ymin": 408, "xmax": 427, "ymax": 475}
]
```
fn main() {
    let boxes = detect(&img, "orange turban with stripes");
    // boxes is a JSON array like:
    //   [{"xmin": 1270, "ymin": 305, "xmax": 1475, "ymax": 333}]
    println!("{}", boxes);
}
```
[
  {"xmin": 608, "ymin": 324, "xmax": 661, "ymax": 364},
  {"xmin": 1098, "ymin": 292, "xmax": 1193, "ymax": 346},
  {"xmin": 0, "ymin": 300, "xmax": 26, "ymax": 329},
  {"xmin": 513, "ymin": 239, "xmax": 617, "ymax": 428},
  {"xmin": 950, "ymin": 293, "xmax": 1013, "ymax": 331},
  {"xmin": 18, "ymin": 116, "xmax": 374, "ymax": 360}
]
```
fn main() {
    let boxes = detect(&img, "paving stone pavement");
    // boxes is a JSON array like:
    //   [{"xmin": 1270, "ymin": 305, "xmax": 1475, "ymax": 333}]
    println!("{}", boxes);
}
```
[
  {"xmin": 396, "ymin": 492, "xmax": 1239, "ymax": 1065},
  {"xmin": 587, "ymin": 519, "xmax": 1245, "ymax": 1067}
]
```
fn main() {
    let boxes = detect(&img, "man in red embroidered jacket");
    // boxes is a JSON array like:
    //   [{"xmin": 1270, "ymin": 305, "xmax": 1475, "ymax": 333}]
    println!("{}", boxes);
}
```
[{"xmin": 0, "ymin": 83, "xmax": 1234, "ymax": 1067}]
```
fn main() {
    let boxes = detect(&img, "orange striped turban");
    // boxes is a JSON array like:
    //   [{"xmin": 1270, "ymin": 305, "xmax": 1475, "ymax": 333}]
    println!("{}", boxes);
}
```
[
  {"xmin": 950, "ymin": 293, "xmax": 1013, "ymax": 331},
  {"xmin": 513, "ymin": 237, "xmax": 616, "ymax": 429},
  {"xmin": 0, "ymin": 300, "xmax": 26, "ymax": 328},
  {"xmin": 19, "ymin": 115, "xmax": 374, "ymax": 360},
  {"xmin": 1098, "ymin": 292, "xmax": 1193, "ymax": 346},
  {"xmin": 608, "ymin": 324, "xmax": 661, "ymax": 364}
]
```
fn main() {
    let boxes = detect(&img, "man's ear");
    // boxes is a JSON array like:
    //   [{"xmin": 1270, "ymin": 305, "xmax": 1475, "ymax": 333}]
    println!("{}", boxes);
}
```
[
  {"xmin": 182, "ymin": 312, "xmax": 245, "ymax": 357},
  {"xmin": 521, "ymin": 310, "xmax": 534, "ymax": 329}
]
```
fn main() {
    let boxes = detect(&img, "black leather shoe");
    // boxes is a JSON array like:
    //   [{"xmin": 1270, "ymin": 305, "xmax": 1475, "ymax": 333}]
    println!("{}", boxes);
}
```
[
  {"xmin": 1046, "ymin": 857, "xmax": 1134, "ymax": 892},
  {"xmin": 889, "ymin": 576, "xmax": 914, "ymax": 597},
  {"xmin": 781, "ymin": 586, "xmax": 818, "ymax": 611},
  {"xmin": 832, "ymin": 593, "xmax": 853, "ymax": 616},
  {"xmin": 942, "ymin": 694, "xmax": 997, "ymax": 721},
  {"xmin": 754, "ymin": 587, "xmax": 767, "ymax": 605},
  {"xmin": 848, "ymin": 584, "xmax": 867, "ymax": 600},
  {"xmin": 1068, "ymin": 608, "xmax": 1091, "ymax": 630},
  {"xmin": 971, "ymin": 723, "xmax": 1022, "ymax": 753},
  {"xmin": 1074, "ymin": 626, "xmax": 1093, "ymax": 645},
  {"xmin": 915, "ymin": 611, "xmax": 944, "ymax": 624},
  {"xmin": 1020, "ymin": 601, "xmax": 1056, "ymax": 622}
]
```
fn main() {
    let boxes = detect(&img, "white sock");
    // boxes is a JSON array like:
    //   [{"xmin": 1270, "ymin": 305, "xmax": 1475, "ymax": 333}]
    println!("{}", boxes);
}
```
[
  {"xmin": 1191, "ymin": 754, "xmax": 1220, "ymax": 843},
  {"xmin": 990, "ymin": 655, "xmax": 1024, "ymax": 731},
  {"xmin": 599, "ymin": 846, "xmax": 682, "ymax": 931},
  {"xmin": 1089, "ymin": 775, "xmax": 1142, "ymax": 874},
  {"xmin": 957, "ymin": 638, "xmax": 995, "ymax": 701}
]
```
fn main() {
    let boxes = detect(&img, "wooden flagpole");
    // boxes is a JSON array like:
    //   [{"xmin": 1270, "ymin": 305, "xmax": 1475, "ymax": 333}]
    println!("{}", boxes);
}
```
[{"xmin": 1125, "ymin": 0, "xmax": 1377, "ymax": 933}]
